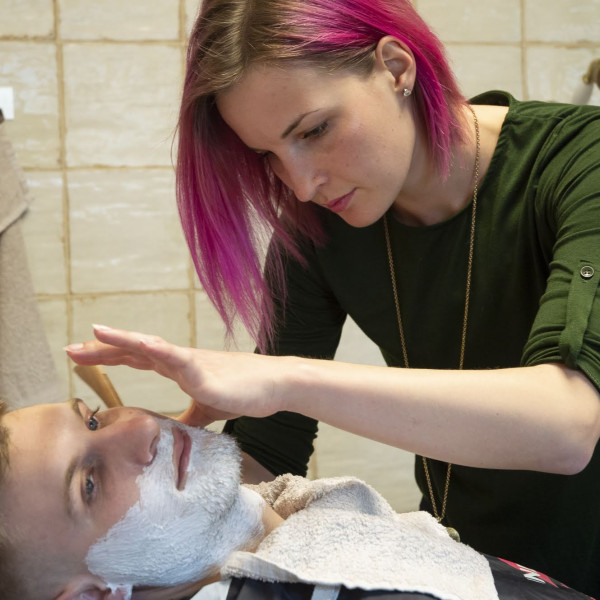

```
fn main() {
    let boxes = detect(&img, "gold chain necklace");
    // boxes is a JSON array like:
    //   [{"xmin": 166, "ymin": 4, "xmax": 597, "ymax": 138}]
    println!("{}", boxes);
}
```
[{"xmin": 383, "ymin": 105, "xmax": 480, "ymax": 544}]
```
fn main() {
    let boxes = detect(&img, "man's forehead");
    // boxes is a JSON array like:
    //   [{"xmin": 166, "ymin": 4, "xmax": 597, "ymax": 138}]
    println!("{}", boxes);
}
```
[
  {"xmin": 0, "ymin": 402, "xmax": 90, "ymax": 599},
  {"xmin": 2, "ymin": 402, "xmax": 76, "ymax": 514},
  {"xmin": 5, "ymin": 401, "xmax": 74, "ymax": 448}
]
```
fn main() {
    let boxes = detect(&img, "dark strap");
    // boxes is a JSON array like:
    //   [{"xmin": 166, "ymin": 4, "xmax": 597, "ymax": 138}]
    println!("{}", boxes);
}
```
[
  {"xmin": 225, "ymin": 578, "xmax": 438, "ymax": 600},
  {"xmin": 226, "ymin": 577, "xmax": 314, "ymax": 600},
  {"xmin": 223, "ymin": 557, "xmax": 595, "ymax": 600}
]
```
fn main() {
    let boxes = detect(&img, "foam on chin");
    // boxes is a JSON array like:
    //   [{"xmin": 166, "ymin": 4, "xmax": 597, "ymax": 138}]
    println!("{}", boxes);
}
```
[{"xmin": 85, "ymin": 421, "xmax": 265, "ymax": 593}]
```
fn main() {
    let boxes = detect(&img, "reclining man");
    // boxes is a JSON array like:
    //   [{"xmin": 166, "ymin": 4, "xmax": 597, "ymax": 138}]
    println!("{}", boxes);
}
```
[{"xmin": 0, "ymin": 396, "xmax": 594, "ymax": 600}]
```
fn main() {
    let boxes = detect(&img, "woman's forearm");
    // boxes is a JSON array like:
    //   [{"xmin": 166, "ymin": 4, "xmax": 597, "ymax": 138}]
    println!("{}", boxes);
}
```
[
  {"xmin": 66, "ymin": 326, "xmax": 600, "ymax": 475},
  {"xmin": 281, "ymin": 359, "xmax": 600, "ymax": 474}
]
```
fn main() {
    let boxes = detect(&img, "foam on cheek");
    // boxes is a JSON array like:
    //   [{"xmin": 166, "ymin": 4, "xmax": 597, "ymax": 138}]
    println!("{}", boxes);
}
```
[
  {"xmin": 85, "ymin": 422, "xmax": 265, "ymax": 590},
  {"xmin": 107, "ymin": 582, "xmax": 133, "ymax": 600}
]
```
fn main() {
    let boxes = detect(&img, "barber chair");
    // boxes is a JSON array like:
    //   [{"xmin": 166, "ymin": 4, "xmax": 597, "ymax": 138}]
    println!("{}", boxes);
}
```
[{"xmin": 74, "ymin": 364, "xmax": 123, "ymax": 408}]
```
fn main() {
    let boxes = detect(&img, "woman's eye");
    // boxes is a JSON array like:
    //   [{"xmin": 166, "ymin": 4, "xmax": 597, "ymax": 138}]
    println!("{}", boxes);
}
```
[
  {"xmin": 303, "ymin": 122, "xmax": 328, "ymax": 139},
  {"xmin": 87, "ymin": 407, "xmax": 101, "ymax": 431}
]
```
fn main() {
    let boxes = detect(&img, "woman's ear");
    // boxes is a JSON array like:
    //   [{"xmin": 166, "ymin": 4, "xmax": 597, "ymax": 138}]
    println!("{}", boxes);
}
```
[
  {"xmin": 55, "ymin": 575, "xmax": 133, "ymax": 600},
  {"xmin": 374, "ymin": 35, "xmax": 416, "ymax": 94}
]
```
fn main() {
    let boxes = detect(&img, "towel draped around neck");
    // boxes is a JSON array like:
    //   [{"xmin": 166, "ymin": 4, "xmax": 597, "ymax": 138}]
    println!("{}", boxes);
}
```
[{"xmin": 223, "ymin": 475, "xmax": 499, "ymax": 600}]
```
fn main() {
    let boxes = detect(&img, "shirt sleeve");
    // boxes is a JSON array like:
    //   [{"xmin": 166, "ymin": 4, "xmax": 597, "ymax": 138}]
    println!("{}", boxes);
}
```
[
  {"xmin": 522, "ymin": 109, "xmax": 600, "ymax": 392},
  {"xmin": 225, "ymin": 234, "xmax": 347, "ymax": 476}
]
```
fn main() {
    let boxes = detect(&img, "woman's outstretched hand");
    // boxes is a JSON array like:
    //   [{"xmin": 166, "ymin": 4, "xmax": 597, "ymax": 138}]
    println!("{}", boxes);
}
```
[
  {"xmin": 65, "ymin": 324, "xmax": 284, "ymax": 427},
  {"xmin": 64, "ymin": 325, "xmax": 600, "ymax": 473}
]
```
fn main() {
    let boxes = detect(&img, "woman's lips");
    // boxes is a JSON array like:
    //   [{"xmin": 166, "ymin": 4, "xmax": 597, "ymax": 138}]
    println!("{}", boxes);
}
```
[
  {"xmin": 173, "ymin": 427, "xmax": 191, "ymax": 490},
  {"xmin": 326, "ymin": 189, "xmax": 355, "ymax": 213}
]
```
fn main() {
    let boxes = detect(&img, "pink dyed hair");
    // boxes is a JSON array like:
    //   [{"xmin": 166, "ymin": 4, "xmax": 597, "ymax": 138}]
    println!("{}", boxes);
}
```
[{"xmin": 177, "ymin": 0, "xmax": 466, "ymax": 351}]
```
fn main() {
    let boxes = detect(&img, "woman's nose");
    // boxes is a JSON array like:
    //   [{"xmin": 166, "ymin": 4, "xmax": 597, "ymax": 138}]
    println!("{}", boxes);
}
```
[
  {"xmin": 96, "ymin": 408, "xmax": 161, "ymax": 467},
  {"xmin": 277, "ymin": 154, "xmax": 327, "ymax": 203}
]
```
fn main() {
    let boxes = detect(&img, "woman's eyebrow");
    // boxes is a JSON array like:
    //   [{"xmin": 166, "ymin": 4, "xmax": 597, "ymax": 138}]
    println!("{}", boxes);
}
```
[{"xmin": 281, "ymin": 109, "xmax": 319, "ymax": 138}]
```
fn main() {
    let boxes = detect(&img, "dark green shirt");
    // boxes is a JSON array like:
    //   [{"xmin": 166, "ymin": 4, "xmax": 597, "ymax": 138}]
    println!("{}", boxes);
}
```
[{"xmin": 225, "ymin": 92, "xmax": 600, "ymax": 595}]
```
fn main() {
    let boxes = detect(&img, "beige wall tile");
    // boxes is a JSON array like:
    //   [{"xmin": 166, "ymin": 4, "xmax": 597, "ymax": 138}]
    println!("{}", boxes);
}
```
[
  {"xmin": 419, "ymin": 0, "xmax": 521, "ymax": 43},
  {"xmin": 0, "ymin": 0, "xmax": 54, "ymax": 38},
  {"xmin": 186, "ymin": 0, "xmax": 203, "ymax": 35},
  {"xmin": 59, "ymin": 0, "xmax": 179, "ymax": 41},
  {"xmin": 314, "ymin": 423, "xmax": 421, "ymax": 513},
  {"xmin": 63, "ymin": 43, "xmax": 181, "ymax": 167},
  {"xmin": 525, "ymin": 0, "xmax": 600, "ymax": 43},
  {"xmin": 0, "ymin": 42, "xmax": 60, "ymax": 168},
  {"xmin": 69, "ymin": 169, "xmax": 189, "ymax": 293},
  {"xmin": 21, "ymin": 171, "xmax": 67, "ymax": 294},
  {"xmin": 527, "ymin": 46, "xmax": 600, "ymax": 105},
  {"xmin": 71, "ymin": 293, "xmax": 191, "ymax": 413},
  {"xmin": 195, "ymin": 291, "xmax": 255, "ymax": 351},
  {"xmin": 36, "ymin": 297, "xmax": 70, "ymax": 397},
  {"xmin": 446, "ymin": 43, "xmax": 523, "ymax": 99},
  {"xmin": 335, "ymin": 317, "xmax": 386, "ymax": 366}
]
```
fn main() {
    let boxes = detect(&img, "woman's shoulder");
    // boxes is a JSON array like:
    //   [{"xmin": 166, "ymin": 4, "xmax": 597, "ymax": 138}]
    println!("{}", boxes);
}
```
[
  {"xmin": 473, "ymin": 90, "xmax": 600, "ymax": 186},
  {"xmin": 471, "ymin": 89, "xmax": 600, "ymax": 127}
]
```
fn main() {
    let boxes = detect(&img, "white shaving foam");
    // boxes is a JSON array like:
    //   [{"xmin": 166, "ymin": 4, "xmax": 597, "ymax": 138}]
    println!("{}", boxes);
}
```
[{"xmin": 86, "ymin": 421, "xmax": 265, "ymax": 590}]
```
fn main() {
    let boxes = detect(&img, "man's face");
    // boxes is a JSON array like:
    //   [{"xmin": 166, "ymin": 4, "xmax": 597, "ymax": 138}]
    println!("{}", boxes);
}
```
[
  {"xmin": 0, "ymin": 400, "xmax": 261, "ymax": 599},
  {"xmin": 1, "ymin": 401, "xmax": 166, "ymax": 595}
]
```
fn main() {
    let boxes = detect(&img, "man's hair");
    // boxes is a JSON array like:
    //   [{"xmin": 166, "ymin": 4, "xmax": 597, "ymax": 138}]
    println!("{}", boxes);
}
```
[
  {"xmin": 0, "ymin": 401, "xmax": 26, "ymax": 599},
  {"xmin": 0, "ymin": 402, "xmax": 53, "ymax": 600},
  {"xmin": 176, "ymin": 0, "xmax": 466, "ymax": 352}
]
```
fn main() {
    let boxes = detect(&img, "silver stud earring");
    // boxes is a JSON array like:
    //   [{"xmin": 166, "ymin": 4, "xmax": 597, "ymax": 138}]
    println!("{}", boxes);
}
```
[{"xmin": 403, "ymin": 88, "xmax": 412, "ymax": 97}]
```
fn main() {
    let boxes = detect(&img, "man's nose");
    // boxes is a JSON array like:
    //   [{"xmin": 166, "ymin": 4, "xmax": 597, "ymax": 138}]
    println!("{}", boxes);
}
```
[{"xmin": 96, "ymin": 408, "xmax": 161, "ymax": 467}]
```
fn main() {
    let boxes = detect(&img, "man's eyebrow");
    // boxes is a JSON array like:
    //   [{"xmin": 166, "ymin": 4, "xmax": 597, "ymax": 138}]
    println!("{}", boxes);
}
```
[
  {"xmin": 64, "ymin": 459, "xmax": 78, "ymax": 521},
  {"xmin": 281, "ymin": 110, "xmax": 319, "ymax": 139},
  {"xmin": 64, "ymin": 398, "xmax": 84, "ymax": 521},
  {"xmin": 69, "ymin": 397, "xmax": 83, "ymax": 417}
]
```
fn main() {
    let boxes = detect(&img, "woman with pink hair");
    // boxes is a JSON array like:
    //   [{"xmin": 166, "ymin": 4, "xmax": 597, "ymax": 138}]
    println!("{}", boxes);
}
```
[{"xmin": 68, "ymin": 0, "xmax": 600, "ymax": 594}]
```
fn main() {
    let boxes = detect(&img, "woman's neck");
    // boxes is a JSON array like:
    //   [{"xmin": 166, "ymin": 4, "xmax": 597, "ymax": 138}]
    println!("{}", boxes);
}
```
[{"xmin": 392, "ymin": 103, "xmax": 507, "ymax": 227}]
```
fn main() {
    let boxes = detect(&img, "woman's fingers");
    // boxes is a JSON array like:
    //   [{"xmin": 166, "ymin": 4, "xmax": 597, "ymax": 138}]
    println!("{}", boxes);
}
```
[
  {"xmin": 93, "ymin": 324, "xmax": 195, "ymax": 372},
  {"xmin": 65, "ymin": 326, "xmax": 212, "ymax": 403},
  {"xmin": 92, "ymin": 323, "xmax": 166, "ymax": 352},
  {"xmin": 64, "ymin": 339, "xmax": 151, "ymax": 368},
  {"xmin": 65, "ymin": 325, "xmax": 285, "ymax": 421},
  {"xmin": 65, "ymin": 325, "xmax": 183, "ymax": 370}
]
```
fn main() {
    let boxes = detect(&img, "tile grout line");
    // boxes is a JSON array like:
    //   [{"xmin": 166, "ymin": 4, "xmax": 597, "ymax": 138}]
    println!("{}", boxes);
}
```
[
  {"xmin": 179, "ymin": 0, "xmax": 199, "ymax": 352},
  {"xmin": 521, "ymin": 0, "xmax": 529, "ymax": 100},
  {"xmin": 52, "ymin": 0, "xmax": 76, "ymax": 397}
]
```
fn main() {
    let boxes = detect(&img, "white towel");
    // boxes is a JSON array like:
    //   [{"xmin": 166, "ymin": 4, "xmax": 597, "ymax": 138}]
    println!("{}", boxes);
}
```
[
  {"xmin": 223, "ymin": 475, "xmax": 499, "ymax": 600},
  {"xmin": 0, "ymin": 122, "xmax": 63, "ymax": 409}
]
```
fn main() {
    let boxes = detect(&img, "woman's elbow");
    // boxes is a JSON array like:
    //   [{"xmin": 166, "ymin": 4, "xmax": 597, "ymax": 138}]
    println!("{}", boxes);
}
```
[
  {"xmin": 556, "ymin": 443, "xmax": 594, "ymax": 475},
  {"xmin": 552, "ymin": 410, "xmax": 600, "ymax": 475},
  {"xmin": 546, "ymin": 366, "xmax": 600, "ymax": 475}
]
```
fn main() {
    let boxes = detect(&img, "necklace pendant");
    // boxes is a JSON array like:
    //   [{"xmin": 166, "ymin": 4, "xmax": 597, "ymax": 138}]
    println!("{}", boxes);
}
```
[{"xmin": 446, "ymin": 527, "xmax": 460, "ymax": 543}]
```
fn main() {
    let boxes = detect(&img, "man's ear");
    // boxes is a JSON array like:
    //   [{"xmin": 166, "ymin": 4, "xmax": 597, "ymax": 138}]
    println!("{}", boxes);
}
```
[
  {"xmin": 374, "ymin": 35, "xmax": 416, "ymax": 93},
  {"xmin": 55, "ymin": 574, "xmax": 133, "ymax": 600}
]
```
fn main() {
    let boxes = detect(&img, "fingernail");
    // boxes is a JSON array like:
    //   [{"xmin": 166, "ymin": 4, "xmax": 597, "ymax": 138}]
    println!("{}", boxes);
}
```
[
  {"xmin": 64, "ymin": 343, "xmax": 84, "ymax": 352},
  {"xmin": 93, "ymin": 323, "xmax": 110, "ymax": 331}
]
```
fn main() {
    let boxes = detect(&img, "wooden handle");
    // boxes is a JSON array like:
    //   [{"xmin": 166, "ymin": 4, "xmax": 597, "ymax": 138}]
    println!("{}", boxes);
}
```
[{"xmin": 73, "ymin": 364, "xmax": 123, "ymax": 408}]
